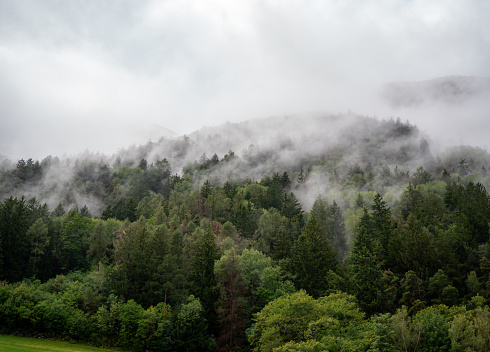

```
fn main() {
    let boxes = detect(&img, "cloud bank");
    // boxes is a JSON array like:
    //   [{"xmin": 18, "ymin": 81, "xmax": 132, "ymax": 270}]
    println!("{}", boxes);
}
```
[{"xmin": 1, "ymin": 0, "xmax": 489, "ymax": 159}]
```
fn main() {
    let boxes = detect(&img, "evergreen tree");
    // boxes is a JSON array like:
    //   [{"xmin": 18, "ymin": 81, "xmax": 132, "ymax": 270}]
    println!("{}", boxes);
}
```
[
  {"xmin": 188, "ymin": 227, "xmax": 220, "ymax": 335},
  {"xmin": 327, "ymin": 201, "xmax": 348, "ymax": 261},
  {"xmin": 0, "ymin": 197, "xmax": 32, "ymax": 282},
  {"xmin": 371, "ymin": 193, "xmax": 393, "ymax": 260},
  {"xmin": 51, "ymin": 202, "xmax": 66, "ymax": 217},
  {"xmin": 215, "ymin": 250, "xmax": 249, "ymax": 351},
  {"xmin": 350, "ymin": 208, "xmax": 384, "ymax": 315},
  {"xmin": 27, "ymin": 218, "xmax": 50, "ymax": 275},
  {"xmin": 289, "ymin": 215, "xmax": 338, "ymax": 297},
  {"xmin": 201, "ymin": 180, "xmax": 213, "ymax": 200},
  {"xmin": 87, "ymin": 221, "xmax": 111, "ymax": 270}
]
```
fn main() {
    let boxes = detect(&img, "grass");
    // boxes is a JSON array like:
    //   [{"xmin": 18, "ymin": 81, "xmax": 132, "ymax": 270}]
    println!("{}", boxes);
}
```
[{"xmin": 0, "ymin": 335, "xmax": 119, "ymax": 352}]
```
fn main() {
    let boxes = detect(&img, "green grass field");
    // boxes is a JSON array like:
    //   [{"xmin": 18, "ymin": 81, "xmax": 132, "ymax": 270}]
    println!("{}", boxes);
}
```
[{"xmin": 0, "ymin": 335, "xmax": 119, "ymax": 352}]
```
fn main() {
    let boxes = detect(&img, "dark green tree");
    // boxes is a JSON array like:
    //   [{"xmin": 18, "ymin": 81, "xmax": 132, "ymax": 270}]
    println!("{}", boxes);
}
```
[
  {"xmin": 174, "ymin": 296, "xmax": 216, "ymax": 352},
  {"xmin": 289, "ymin": 215, "xmax": 338, "ymax": 297},
  {"xmin": 59, "ymin": 210, "xmax": 94, "ymax": 273},
  {"xmin": 188, "ymin": 227, "xmax": 220, "ymax": 335},
  {"xmin": 350, "ymin": 208, "xmax": 384, "ymax": 315},
  {"xmin": 0, "ymin": 197, "xmax": 32, "ymax": 282},
  {"xmin": 215, "ymin": 250, "xmax": 249, "ymax": 351},
  {"xmin": 327, "ymin": 201, "xmax": 348, "ymax": 261},
  {"xmin": 371, "ymin": 193, "xmax": 393, "ymax": 260}
]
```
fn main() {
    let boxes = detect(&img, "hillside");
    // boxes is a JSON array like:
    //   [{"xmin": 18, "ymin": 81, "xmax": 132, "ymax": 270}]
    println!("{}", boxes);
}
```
[
  {"xmin": 3, "ymin": 113, "xmax": 488, "ymax": 215},
  {"xmin": 381, "ymin": 75, "xmax": 490, "ymax": 107},
  {"xmin": 2, "ymin": 114, "xmax": 490, "ymax": 351}
]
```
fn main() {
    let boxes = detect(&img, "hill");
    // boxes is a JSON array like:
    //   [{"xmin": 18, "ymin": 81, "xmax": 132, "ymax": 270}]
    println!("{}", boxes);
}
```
[
  {"xmin": 3, "ymin": 113, "xmax": 483, "ymax": 214},
  {"xmin": 381, "ymin": 75, "xmax": 490, "ymax": 107},
  {"xmin": 2, "ymin": 113, "xmax": 490, "ymax": 351}
]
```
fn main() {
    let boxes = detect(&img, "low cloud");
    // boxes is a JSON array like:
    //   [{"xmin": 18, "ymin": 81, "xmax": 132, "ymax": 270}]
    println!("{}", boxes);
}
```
[{"xmin": 1, "ymin": 0, "xmax": 489, "ymax": 160}]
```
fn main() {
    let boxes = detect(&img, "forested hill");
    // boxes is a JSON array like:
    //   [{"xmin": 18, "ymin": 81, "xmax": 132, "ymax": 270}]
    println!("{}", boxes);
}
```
[
  {"xmin": 2, "ymin": 114, "xmax": 490, "ymax": 351},
  {"xmin": 382, "ymin": 75, "xmax": 490, "ymax": 107},
  {"xmin": 2, "ymin": 113, "xmax": 489, "ymax": 215}
]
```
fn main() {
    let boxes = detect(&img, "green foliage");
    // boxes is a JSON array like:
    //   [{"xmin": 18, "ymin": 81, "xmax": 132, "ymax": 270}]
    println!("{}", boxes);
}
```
[
  {"xmin": 5, "ymin": 116, "xmax": 490, "ymax": 351},
  {"xmin": 412, "ymin": 305, "xmax": 464, "ymax": 352},
  {"xmin": 174, "ymin": 295, "xmax": 216, "ymax": 352},
  {"xmin": 60, "ymin": 211, "xmax": 95, "ymax": 272},
  {"xmin": 188, "ymin": 226, "xmax": 219, "ymax": 335},
  {"xmin": 289, "ymin": 215, "xmax": 338, "ymax": 297},
  {"xmin": 214, "ymin": 249, "xmax": 250, "ymax": 350},
  {"xmin": 255, "ymin": 208, "xmax": 292, "ymax": 260},
  {"xmin": 249, "ymin": 291, "xmax": 367, "ymax": 352}
]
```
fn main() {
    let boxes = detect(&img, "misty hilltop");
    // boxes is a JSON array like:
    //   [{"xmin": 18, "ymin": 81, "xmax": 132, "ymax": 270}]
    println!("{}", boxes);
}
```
[
  {"xmin": 381, "ymin": 75, "xmax": 490, "ymax": 108},
  {"xmin": 2, "ymin": 113, "xmax": 490, "ymax": 216}
]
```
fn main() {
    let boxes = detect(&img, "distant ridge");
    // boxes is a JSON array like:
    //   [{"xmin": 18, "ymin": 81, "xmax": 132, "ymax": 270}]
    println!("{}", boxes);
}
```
[{"xmin": 381, "ymin": 76, "xmax": 490, "ymax": 107}]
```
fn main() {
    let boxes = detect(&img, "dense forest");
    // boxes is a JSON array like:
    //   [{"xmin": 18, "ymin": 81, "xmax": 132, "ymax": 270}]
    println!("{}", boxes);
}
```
[{"xmin": 2, "ymin": 114, "xmax": 490, "ymax": 351}]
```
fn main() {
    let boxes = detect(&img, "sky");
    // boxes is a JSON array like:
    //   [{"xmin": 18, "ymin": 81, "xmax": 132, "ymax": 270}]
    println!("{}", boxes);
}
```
[{"xmin": 1, "ymin": 0, "xmax": 489, "ymax": 160}]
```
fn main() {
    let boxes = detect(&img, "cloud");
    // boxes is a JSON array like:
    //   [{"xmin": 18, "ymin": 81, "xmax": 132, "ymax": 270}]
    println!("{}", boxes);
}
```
[{"xmin": 0, "ymin": 0, "xmax": 489, "ymax": 160}]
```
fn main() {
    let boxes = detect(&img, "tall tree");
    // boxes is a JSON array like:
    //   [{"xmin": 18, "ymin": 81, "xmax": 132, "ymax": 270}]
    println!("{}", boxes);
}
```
[
  {"xmin": 350, "ymin": 208, "xmax": 384, "ymax": 315},
  {"xmin": 0, "ymin": 197, "xmax": 32, "ymax": 282},
  {"xmin": 289, "ymin": 215, "xmax": 338, "ymax": 297},
  {"xmin": 255, "ymin": 208, "xmax": 291, "ymax": 260},
  {"xmin": 215, "ymin": 250, "xmax": 249, "ymax": 351},
  {"xmin": 188, "ymin": 226, "xmax": 220, "ymax": 335},
  {"xmin": 371, "ymin": 193, "xmax": 393, "ymax": 260},
  {"xmin": 327, "ymin": 201, "xmax": 348, "ymax": 261},
  {"xmin": 27, "ymin": 218, "xmax": 50, "ymax": 275},
  {"xmin": 59, "ymin": 210, "xmax": 94, "ymax": 273}
]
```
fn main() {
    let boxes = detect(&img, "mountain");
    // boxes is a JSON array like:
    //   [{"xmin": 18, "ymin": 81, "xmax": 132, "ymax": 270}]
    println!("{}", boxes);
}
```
[
  {"xmin": 381, "ymin": 75, "xmax": 490, "ymax": 107},
  {"xmin": 2, "ymin": 113, "xmax": 489, "ymax": 215}
]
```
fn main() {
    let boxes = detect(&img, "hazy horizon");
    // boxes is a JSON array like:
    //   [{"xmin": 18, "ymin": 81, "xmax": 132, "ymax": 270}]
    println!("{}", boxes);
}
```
[{"xmin": 1, "ymin": 0, "xmax": 489, "ymax": 160}]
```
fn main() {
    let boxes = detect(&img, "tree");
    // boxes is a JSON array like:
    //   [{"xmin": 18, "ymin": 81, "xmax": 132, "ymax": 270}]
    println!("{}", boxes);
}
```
[
  {"xmin": 327, "ymin": 201, "xmax": 348, "ymax": 261},
  {"xmin": 411, "ymin": 166, "xmax": 433, "ymax": 186},
  {"xmin": 59, "ymin": 210, "xmax": 94, "ymax": 273},
  {"xmin": 27, "ymin": 218, "xmax": 50, "ymax": 275},
  {"xmin": 255, "ymin": 208, "xmax": 291, "ymax": 260},
  {"xmin": 215, "ymin": 250, "xmax": 249, "ymax": 351},
  {"xmin": 289, "ymin": 215, "xmax": 338, "ymax": 297},
  {"xmin": 138, "ymin": 158, "xmax": 148, "ymax": 170},
  {"xmin": 371, "ymin": 193, "xmax": 393, "ymax": 260},
  {"xmin": 349, "ymin": 208, "xmax": 385, "ymax": 315},
  {"xmin": 51, "ymin": 203, "xmax": 66, "ymax": 217},
  {"xmin": 188, "ymin": 226, "xmax": 220, "ymax": 335},
  {"xmin": 0, "ymin": 197, "xmax": 32, "ymax": 282},
  {"xmin": 428, "ymin": 269, "xmax": 450, "ymax": 304},
  {"xmin": 201, "ymin": 180, "xmax": 213, "ymax": 200},
  {"xmin": 87, "ymin": 221, "xmax": 111, "ymax": 270},
  {"xmin": 79, "ymin": 205, "xmax": 92, "ymax": 218},
  {"xmin": 249, "ymin": 291, "xmax": 366, "ymax": 352},
  {"xmin": 394, "ymin": 214, "xmax": 439, "ymax": 281},
  {"xmin": 174, "ymin": 295, "xmax": 216, "ymax": 352}
]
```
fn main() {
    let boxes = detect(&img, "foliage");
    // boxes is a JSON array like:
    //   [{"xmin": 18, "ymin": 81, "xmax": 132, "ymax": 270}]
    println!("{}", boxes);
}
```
[{"xmin": 4, "ymin": 115, "xmax": 490, "ymax": 351}]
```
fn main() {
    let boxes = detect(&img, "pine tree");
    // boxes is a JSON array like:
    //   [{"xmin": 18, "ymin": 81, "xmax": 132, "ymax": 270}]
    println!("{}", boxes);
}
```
[
  {"xmin": 350, "ymin": 208, "xmax": 384, "ymax": 315},
  {"xmin": 189, "ymin": 227, "xmax": 220, "ymax": 335},
  {"xmin": 216, "ymin": 251, "xmax": 249, "ymax": 351},
  {"xmin": 327, "ymin": 201, "xmax": 348, "ymax": 261},
  {"xmin": 289, "ymin": 215, "xmax": 338, "ymax": 297},
  {"xmin": 371, "ymin": 193, "xmax": 393, "ymax": 260}
]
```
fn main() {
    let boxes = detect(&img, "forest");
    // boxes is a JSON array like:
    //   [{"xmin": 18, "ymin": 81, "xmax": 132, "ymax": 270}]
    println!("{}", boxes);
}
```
[{"xmin": 1, "ymin": 114, "xmax": 490, "ymax": 351}]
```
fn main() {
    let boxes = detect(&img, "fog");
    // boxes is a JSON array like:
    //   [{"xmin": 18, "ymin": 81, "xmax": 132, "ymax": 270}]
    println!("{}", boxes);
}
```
[{"xmin": 1, "ymin": 0, "xmax": 489, "ymax": 160}]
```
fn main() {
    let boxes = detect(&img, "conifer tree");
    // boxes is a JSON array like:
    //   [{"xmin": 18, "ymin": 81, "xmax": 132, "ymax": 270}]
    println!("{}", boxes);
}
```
[
  {"xmin": 327, "ymin": 201, "xmax": 348, "ymax": 261},
  {"xmin": 350, "ymin": 208, "xmax": 384, "ymax": 315},
  {"xmin": 215, "ymin": 251, "xmax": 249, "ymax": 351},
  {"xmin": 188, "ymin": 227, "xmax": 220, "ymax": 335},
  {"xmin": 371, "ymin": 193, "xmax": 393, "ymax": 260},
  {"xmin": 289, "ymin": 215, "xmax": 338, "ymax": 297}
]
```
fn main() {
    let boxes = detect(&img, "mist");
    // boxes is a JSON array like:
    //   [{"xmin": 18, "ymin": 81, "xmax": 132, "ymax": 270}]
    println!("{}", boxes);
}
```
[{"xmin": 1, "ymin": 0, "xmax": 490, "ymax": 161}]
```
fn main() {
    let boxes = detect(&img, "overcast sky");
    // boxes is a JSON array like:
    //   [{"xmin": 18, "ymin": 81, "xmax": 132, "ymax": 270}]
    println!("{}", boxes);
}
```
[{"xmin": 1, "ymin": 0, "xmax": 489, "ymax": 160}]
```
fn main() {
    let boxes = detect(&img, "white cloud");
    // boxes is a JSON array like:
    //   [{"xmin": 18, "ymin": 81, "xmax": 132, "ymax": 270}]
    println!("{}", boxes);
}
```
[{"xmin": 0, "ymin": 0, "xmax": 489, "ymax": 160}]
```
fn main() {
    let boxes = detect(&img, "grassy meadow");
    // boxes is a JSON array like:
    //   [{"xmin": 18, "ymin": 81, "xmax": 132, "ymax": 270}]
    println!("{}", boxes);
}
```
[{"xmin": 0, "ymin": 335, "xmax": 118, "ymax": 352}]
